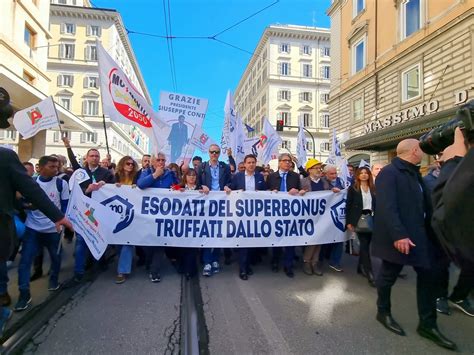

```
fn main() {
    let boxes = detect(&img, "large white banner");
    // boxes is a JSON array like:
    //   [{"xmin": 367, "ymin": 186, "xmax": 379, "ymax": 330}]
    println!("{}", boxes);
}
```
[
  {"xmin": 92, "ymin": 186, "xmax": 347, "ymax": 248},
  {"xmin": 158, "ymin": 91, "xmax": 209, "ymax": 163},
  {"xmin": 13, "ymin": 97, "xmax": 59, "ymax": 139}
]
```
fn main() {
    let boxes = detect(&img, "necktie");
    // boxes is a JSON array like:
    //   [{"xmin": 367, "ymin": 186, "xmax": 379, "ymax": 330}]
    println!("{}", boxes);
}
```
[{"xmin": 280, "ymin": 172, "xmax": 287, "ymax": 192}]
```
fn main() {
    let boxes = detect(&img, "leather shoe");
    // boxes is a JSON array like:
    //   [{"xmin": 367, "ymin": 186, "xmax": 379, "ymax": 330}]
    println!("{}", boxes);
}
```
[
  {"xmin": 271, "ymin": 263, "xmax": 279, "ymax": 273},
  {"xmin": 417, "ymin": 325, "xmax": 457, "ymax": 351},
  {"xmin": 283, "ymin": 267, "xmax": 294, "ymax": 278},
  {"xmin": 367, "ymin": 271, "xmax": 376, "ymax": 288},
  {"xmin": 246, "ymin": 267, "xmax": 254, "ymax": 276},
  {"xmin": 0, "ymin": 292, "xmax": 11, "ymax": 307},
  {"xmin": 239, "ymin": 272, "xmax": 248, "ymax": 280},
  {"xmin": 376, "ymin": 313, "xmax": 405, "ymax": 336}
]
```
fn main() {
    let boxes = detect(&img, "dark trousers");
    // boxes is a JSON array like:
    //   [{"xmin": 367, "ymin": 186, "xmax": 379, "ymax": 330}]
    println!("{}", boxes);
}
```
[
  {"xmin": 180, "ymin": 248, "xmax": 197, "ymax": 277},
  {"xmin": 376, "ymin": 259, "xmax": 437, "ymax": 328},
  {"xmin": 239, "ymin": 248, "xmax": 253, "ymax": 273},
  {"xmin": 147, "ymin": 247, "xmax": 163, "ymax": 275},
  {"xmin": 358, "ymin": 232, "xmax": 373, "ymax": 273},
  {"xmin": 437, "ymin": 254, "xmax": 474, "ymax": 301},
  {"xmin": 271, "ymin": 247, "xmax": 295, "ymax": 269}
]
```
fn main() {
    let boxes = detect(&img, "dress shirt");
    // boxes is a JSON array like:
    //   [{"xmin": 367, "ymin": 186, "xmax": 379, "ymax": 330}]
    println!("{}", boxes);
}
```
[{"xmin": 245, "ymin": 172, "xmax": 256, "ymax": 191}]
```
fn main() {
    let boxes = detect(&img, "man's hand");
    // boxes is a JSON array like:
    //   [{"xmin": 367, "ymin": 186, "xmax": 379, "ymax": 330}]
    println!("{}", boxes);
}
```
[
  {"xmin": 227, "ymin": 148, "xmax": 233, "ymax": 157},
  {"xmin": 347, "ymin": 224, "xmax": 354, "ymax": 232},
  {"xmin": 441, "ymin": 127, "xmax": 467, "ymax": 161},
  {"xmin": 394, "ymin": 238, "xmax": 416, "ymax": 255},
  {"xmin": 288, "ymin": 188, "xmax": 299, "ymax": 196},
  {"xmin": 62, "ymin": 137, "xmax": 71, "ymax": 148},
  {"xmin": 298, "ymin": 189, "xmax": 307, "ymax": 196},
  {"xmin": 152, "ymin": 167, "xmax": 164, "ymax": 179},
  {"xmin": 200, "ymin": 185, "xmax": 210, "ymax": 194},
  {"xmin": 332, "ymin": 187, "xmax": 341, "ymax": 193},
  {"xmin": 55, "ymin": 217, "xmax": 73, "ymax": 232},
  {"xmin": 85, "ymin": 181, "xmax": 105, "ymax": 194},
  {"xmin": 223, "ymin": 186, "xmax": 232, "ymax": 194}
]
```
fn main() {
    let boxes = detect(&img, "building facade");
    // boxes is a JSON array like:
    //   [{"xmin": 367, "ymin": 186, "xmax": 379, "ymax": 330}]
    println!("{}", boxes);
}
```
[
  {"xmin": 327, "ymin": 0, "xmax": 474, "ymax": 166},
  {"xmin": 0, "ymin": 0, "xmax": 92, "ymax": 161},
  {"xmin": 234, "ymin": 25, "xmax": 331, "ymax": 166},
  {"xmin": 46, "ymin": 0, "xmax": 151, "ymax": 163}
]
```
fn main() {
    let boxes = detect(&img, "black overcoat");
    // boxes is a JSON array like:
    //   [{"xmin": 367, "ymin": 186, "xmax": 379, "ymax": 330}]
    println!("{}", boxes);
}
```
[
  {"xmin": 371, "ymin": 157, "xmax": 435, "ymax": 268},
  {"xmin": 345, "ymin": 185, "xmax": 376, "ymax": 227}
]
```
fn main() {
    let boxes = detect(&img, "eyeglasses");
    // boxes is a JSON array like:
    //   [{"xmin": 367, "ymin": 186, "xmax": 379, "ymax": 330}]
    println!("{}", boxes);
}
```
[
  {"xmin": 209, "ymin": 150, "xmax": 220, "ymax": 154},
  {"xmin": 156, "ymin": 158, "xmax": 165, "ymax": 162},
  {"xmin": 125, "ymin": 162, "xmax": 134, "ymax": 166},
  {"xmin": 280, "ymin": 159, "xmax": 291, "ymax": 163}
]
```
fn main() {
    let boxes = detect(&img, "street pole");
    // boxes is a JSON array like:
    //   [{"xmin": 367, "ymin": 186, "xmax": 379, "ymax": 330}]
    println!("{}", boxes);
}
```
[
  {"xmin": 102, "ymin": 114, "xmax": 110, "ymax": 156},
  {"xmin": 282, "ymin": 125, "xmax": 316, "ymax": 159}
]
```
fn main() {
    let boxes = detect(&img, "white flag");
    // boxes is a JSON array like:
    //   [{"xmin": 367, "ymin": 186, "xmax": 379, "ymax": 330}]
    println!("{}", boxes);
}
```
[
  {"xmin": 231, "ymin": 114, "xmax": 247, "ymax": 165},
  {"xmin": 13, "ymin": 97, "xmax": 58, "ymax": 139},
  {"xmin": 359, "ymin": 159, "xmax": 370, "ymax": 168},
  {"xmin": 252, "ymin": 118, "xmax": 282, "ymax": 165},
  {"xmin": 66, "ymin": 184, "xmax": 119, "ymax": 260},
  {"xmin": 97, "ymin": 41, "xmax": 169, "ymax": 151},
  {"xmin": 296, "ymin": 117, "xmax": 307, "ymax": 168},
  {"xmin": 339, "ymin": 158, "xmax": 352, "ymax": 189},
  {"xmin": 189, "ymin": 124, "xmax": 217, "ymax": 152},
  {"xmin": 221, "ymin": 90, "xmax": 236, "ymax": 152},
  {"xmin": 327, "ymin": 128, "xmax": 341, "ymax": 165}
]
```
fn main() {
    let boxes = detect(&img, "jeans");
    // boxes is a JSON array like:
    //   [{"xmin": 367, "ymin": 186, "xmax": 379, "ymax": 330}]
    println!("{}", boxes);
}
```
[
  {"xmin": 376, "ymin": 259, "xmax": 437, "ymax": 328},
  {"xmin": 116, "ymin": 245, "xmax": 134, "ymax": 275},
  {"xmin": 329, "ymin": 242, "xmax": 344, "ymax": 267},
  {"xmin": 238, "ymin": 248, "xmax": 249, "ymax": 273},
  {"xmin": 18, "ymin": 227, "xmax": 61, "ymax": 292},
  {"xmin": 74, "ymin": 234, "xmax": 89, "ymax": 275},
  {"xmin": 203, "ymin": 248, "xmax": 220, "ymax": 265},
  {"xmin": 147, "ymin": 247, "xmax": 163, "ymax": 275},
  {"xmin": 0, "ymin": 261, "xmax": 8, "ymax": 294}
]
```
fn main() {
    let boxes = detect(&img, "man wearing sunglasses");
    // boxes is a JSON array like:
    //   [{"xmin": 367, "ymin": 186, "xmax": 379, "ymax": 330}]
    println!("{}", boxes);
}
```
[
  {"xmin": 137, "ymin": 153, "xmax": 179, "ymax": 283},
  {"xmin": 198, "ymin": 144, "xmax": 232, "ymax": 277}
]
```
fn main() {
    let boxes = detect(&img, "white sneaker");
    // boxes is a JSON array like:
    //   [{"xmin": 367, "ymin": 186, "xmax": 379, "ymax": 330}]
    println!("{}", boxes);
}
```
[
  {"xmin": 211, "ymin": 261, "xmax": 220, "ymax": 274},
  {"xmin": 202, "ymin": 264, "xmax": 212, "ymax": 277}
]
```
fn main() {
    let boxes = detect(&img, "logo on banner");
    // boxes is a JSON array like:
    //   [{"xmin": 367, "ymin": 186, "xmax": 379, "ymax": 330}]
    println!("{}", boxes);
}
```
[
  {"xmin": 200, "ymin": 133, "xmax": 209, "ymax": 144},
  {"xmin": 85, "ymin": 207, "xmax": 99, "ymax": 227},
  {"xmin": 27, "ymin": 108, "xmax": 43, "ymax": 124},
  {"xmin": 108, "ymin": 68, "xmax": 152, "ymax": 128},
  {"xmin": 330, "ymin": 199, "xmax": 346, "ymax": 232},
  {"xmin": 100, "ymin": 195, "xmax": 134, "ymax": 233}
]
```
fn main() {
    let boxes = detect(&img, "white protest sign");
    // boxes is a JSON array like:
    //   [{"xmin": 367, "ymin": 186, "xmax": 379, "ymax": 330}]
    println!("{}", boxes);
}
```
[
  {"xmin": 92, "ymin": 186, "xmax": 348, "ymax": 248},
  {"xmin": 13, "ymin": 97, "xmax": 59, "ymax": 139}
]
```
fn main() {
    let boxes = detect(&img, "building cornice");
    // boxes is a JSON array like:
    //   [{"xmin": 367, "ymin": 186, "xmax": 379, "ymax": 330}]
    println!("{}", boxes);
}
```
[{"xmin": 327, "ymin": 0, "xmax": 347, "ymax": 17}]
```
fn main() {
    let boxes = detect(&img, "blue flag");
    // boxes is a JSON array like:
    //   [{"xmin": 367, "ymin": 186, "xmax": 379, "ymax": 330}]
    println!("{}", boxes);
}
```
[{"xmin": 245, "ymin": 124, "xmax": 255, "ymax": 133}]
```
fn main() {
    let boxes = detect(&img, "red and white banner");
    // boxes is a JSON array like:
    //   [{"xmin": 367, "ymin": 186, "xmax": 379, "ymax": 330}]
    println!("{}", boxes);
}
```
[{"xmin": 13, "ymin": 97, "xmax": 59, "ymax": 139}]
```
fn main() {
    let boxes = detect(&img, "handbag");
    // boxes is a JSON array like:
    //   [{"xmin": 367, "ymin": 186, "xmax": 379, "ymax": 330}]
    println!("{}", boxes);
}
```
[{"xmin": 355, "ymin": 213, "xmax": 373, "ymax": 233}]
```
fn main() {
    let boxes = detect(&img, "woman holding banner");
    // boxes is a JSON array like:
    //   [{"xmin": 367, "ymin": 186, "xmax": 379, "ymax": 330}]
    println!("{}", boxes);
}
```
[
  {"xmin": 346, "ymin": 167, "xmax": 376, "ymax": 287},
  {"xmin": 114, "ymin": 156, "xmax": 139, "ymax": 284}
]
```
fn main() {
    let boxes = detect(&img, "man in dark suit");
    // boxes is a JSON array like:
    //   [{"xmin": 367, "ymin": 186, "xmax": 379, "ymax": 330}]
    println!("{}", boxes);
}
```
[
  {"xmin": 0, "ymin": 147, "xmax": 72, "ymax": 335},
  {"xmin": 167, "ymin": 115, "xmax": 189, "ymax": 163},
  {"xmin": 373, "ymin": 139, "xmax": 456, "ymax": 350},
  {"xmin": 198, "ymin": 144, "xmax": 232, "ymax": 277},
  {"xmin": 229, "ymin": 154, "xmax": 267, "ymax": 280},
  {"xmin": 266, "ymin": 153, "xmax": 302, "ymax": 278}
]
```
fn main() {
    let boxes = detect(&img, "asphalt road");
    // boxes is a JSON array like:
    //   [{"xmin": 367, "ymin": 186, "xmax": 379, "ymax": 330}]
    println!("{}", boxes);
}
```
[{"xmin": 18, "ymin": 250, "xmax": 474, "ymax": 354}]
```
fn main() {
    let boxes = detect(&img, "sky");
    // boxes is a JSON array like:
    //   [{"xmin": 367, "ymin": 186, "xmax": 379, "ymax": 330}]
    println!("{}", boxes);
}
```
[{"xmin": 93, "ymin": 0, "xmax": 331, "ymax": 148}]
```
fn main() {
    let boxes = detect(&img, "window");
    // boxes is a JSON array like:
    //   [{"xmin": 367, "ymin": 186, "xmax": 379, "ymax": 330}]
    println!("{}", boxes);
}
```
[
  {"xmin": 262, "ymin": 49, "xmax": 267, "ymax": 60},
  {"xmin": 301, "ymin": 45, "xmax": 311, "ymax": 55},
  {"xmin": 402, "ymin": 64, "xmax": 421, "ymax": 102},
  {"xmin": 53, "ymin": 130, "xmax": 70, "ymax": 142},
  {"xmin": 0, "ymin": 130, "xmax": 17, "ymax": 140},
  {"xmin": 320, "ymin": 93, "xmax": 330, "ymax": 104},
  {"xmin": 300, "ymin": 91, "xmax": 312, "ymax": 102},
  {"xmin": 85, "ymin": 45, "xmax": 98, "ymax": 61},
  {"xmin": 278, "ymin": 90, "xmax": 291, "ymax": 101},
  {"xmin": 302, "ymin": 64, "xmax": 312, "ymax": 78},
  {"xmin": 261, "ymin": 94, "xmax": 266, "ymax": 106},
  {"xmin": 278, "ymin": 112, "xmax": 291, "ymax": 125},
  {"xmin": 112, "ymin": 136, "xmax": 117, "ymax": 147},
  {"xmin": 306, "ymin": 141, "xmax": 313, "ymax": 152},
  {"xmin": 279, "ymin": 43, "xmax": 290, "ymax": 54},
  {"xmin": 279, "ymin": 62, "xmax": 291, "ymax": 76},
  {"xmin": 59, "ymin": 43, "xmax": 75, "ymax": 59},
  {"xmin": 401, "ymin": 0, "xmax": 421, "ymax": 39},
  {"xmin": 58, "ymin": 97, "xmax": 71, "ymax": 110},
  {"xmin": 80, "ymin": 132, "xmax": 98, "ymax": 143},
  {"xmin": 57, "ymin": 0, "xmax": 67, "ymax": 4},
  {"xmin": 320, "ymin": 142, "xmax": 330, "ymax": 151},
  {"xmin": 84, "ymin": 76, "xmax": 98, "ymax": 88},
  {"xmin": 83, "ymin": 99, "xmax": 99, "ymax": 116},
  {"xmin": 57, "ymin": 74, "xmax": 74, "ymax": 87},
  {"xmin": 321, "ymin": 66, "xmax": 330, "ymax": 79},
  {"xmin": 353, "ymin": 97, "xmax": 363, "ymax": 120},
  {"xmin": 61, "ymin": 23, "xmax": 76, "ymax": 35},
  {"xmin": 281, "ymin": 140, "xmax": 291, "ymax": 149},
  {"xmin": 302, "ymin": 113, "xmax": 312, "ymax": 127},
  {"xmin": 353, "ymin": 0, "xmax": 365, "ymax": 18},
  {"xmin": 352, "ymin": 37, "xmax": 366, "ymax": 74},
  {"xmin": 87, "ymin": 25, "xmax": 101, "ymax": 37},
  {"xmin": 321, "ymin": 47, "xmax": 330, "ymax": 57},
  {"xmin": 321, "ymin": 114, "xmax": 330, "ymax": 128},
  {"xmin": 24, "ymin": 24, "xmax": 36, "ymax": 50}
]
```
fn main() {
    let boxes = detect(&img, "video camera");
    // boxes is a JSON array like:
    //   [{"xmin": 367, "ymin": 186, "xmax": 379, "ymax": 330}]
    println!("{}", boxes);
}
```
[
  {"xmin": 419, "ymin": 100, "xmax": 474, "ymax": 155},
  {"xmin": 0, "ymin": 87, "xmax": 14, "ymax": 129}
]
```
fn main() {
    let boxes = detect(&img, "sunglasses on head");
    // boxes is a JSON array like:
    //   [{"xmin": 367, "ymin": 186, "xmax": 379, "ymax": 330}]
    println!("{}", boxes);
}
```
[{"xmin": 209, "ymin": 150, "xmax": 220, "ymax": 154}]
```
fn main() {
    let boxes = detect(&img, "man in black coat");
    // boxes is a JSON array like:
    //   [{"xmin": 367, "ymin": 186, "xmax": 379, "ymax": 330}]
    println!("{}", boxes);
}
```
[
  {"xmin": 373, "ymin": 139, "xmax": 456, "ymax": 350},
  {"xmin": 0, "ymin": 147, "xmax": 72, "ymax": 334},
  {"xmin": 167, "ymin": 114, "xmax": 189, "ymax": 163},
  {"xmin": 266, "ymin": 153, "xmax": 302, "ymax": 278}
]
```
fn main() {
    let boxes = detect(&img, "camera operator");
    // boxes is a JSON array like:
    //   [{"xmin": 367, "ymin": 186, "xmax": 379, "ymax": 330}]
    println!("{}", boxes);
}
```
[{"xmin": 431, "ymin": 126, "xmax": 473, "ymax": 316}]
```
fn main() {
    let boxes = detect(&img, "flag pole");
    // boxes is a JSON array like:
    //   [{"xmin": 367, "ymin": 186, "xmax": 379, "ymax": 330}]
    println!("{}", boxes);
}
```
[
  {"xmin": 51, "ymin": 96, "xmax": 64, "ymax": 137},
  {"xmin": 182, "ymin": 123, "xmax": 197, "ymax": 165},
  {"xmin": 102, "ymin": 114, "xmax": 110, "ymax": 156}
]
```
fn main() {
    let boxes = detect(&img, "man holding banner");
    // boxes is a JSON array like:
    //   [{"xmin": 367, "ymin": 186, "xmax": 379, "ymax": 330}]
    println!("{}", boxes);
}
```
[{"xmin": 198, "ymin": 144, "xmax": 232, "ymax": 277}]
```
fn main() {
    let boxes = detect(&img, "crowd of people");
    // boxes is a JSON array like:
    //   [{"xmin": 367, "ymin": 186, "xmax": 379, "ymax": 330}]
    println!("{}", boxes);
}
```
[{"xmin": 0, "ymin": 135, "xmax": 472, "ymax": 351}]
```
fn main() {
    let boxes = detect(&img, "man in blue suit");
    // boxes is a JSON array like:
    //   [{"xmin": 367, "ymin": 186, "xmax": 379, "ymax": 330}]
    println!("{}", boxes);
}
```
[
  {"xmin": 229, "ymin": 154, "xmax": 267, "ymax": 280},
  {"xmin": 167, "ymin": 115, "xmax": 189, "ymax": 163},
  {"xmin": 198, "ymin": 144, "xmax": 232, "ymax": 277}
]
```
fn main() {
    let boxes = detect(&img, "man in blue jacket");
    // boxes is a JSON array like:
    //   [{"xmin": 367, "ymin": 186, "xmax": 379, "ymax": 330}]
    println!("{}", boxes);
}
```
[
  {"xmin": 373, "ymin": 138, "xmax": 456, "ymax": 350},
  {"xmin": 137, "ymin": 152, "xmax": 178, "ymax": 282},
  {"xmin": 198, "ymin": 144, "xmax": 232, "ymax": 277},
  {"xmin": 229, "ymin": 154, "xmax": 267, "ymax": 280}
]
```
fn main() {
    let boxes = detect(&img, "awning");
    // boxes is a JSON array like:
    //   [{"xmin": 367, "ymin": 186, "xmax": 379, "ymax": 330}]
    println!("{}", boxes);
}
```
[
  {"xmin": 0, "ymin": 65, "xmax": 94, "ymax": 132},
  {"xmin": 344, "ymin": 106, "xmax": 459, "ymax": 151}
]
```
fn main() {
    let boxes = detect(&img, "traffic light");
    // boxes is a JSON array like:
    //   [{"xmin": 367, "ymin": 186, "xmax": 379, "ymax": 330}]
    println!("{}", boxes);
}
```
[{"xmin": 276, "ymin": 119, "xmax": 284, "ymax": 131}]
